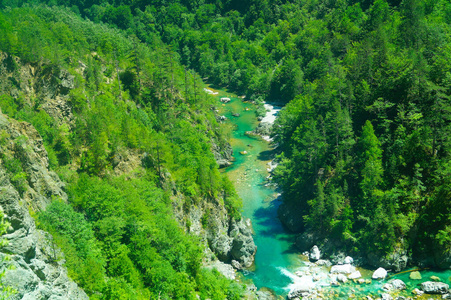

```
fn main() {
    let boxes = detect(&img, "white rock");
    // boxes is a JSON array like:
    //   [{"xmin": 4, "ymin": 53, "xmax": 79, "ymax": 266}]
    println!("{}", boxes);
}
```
[
  {"xmin": 381, "ymin": 293, "xmax": 393, "ymax": 300},
  {"xmin": 412, "ymin": 288, "xmax": 424, "ymax": 296},
  {"xmin": 330, "ymin": 264, "xmax": 356, "ymax": 274},
  {"xmin": 382, "ymin": 283, "xmax": 393, "ymax": 291},
  {"xmin": 421, "ymin": 281, "xmax": 449, "ymax": 294},
  {"xmin": 220, "ymin": 97, "xmax": 231, "ymax": 103},
  {"xmin": 344, "ymin": 256, "xmax": 354, "ymax": 264},
  {"xmin": 372, "ymin": 267, "xmax": 388, "ymax": 280},
  {"xmin": 309, "ymin": 245, "xmax": 321, "ymax": 262},
  {"xmin": 358, "ymin": 279, "xmax": 366, "ymax": 284},
  {"xmin": 348, "ymin": 271, "xmax": 362, "ymax": 279},
  {"xmin": 337, "ymin": 274, "xmax": 348, "ymax": 283},
  {"xmin": 390, "ymin": 279, "xmax": 406, "ymax": 290}
]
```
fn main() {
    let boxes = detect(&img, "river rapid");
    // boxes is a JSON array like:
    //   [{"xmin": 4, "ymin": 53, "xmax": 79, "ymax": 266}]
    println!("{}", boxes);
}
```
[{"xmin": 207, "ymin": 87, "xmax": 451, "ymax": 299}]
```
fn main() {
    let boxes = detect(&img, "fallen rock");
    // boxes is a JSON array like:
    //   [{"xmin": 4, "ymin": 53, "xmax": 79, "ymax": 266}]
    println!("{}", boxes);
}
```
[
  {"xmin": 287, "ymin": 284, "xmax": 313, "ymax": 299},
  {"xmin": 421, "ymin": 281, "xmax": 449, "ymax": 294},
  {"xmin": 330, "ymin": 264, "xmax": 356, "ymax": 274},
  {"xmin": 348, "ymin": 271, "xmax": 362, "ymax": 279},
  {"xmin": 372, "ymin": 267, "xmax": 387, "ymax": 280},
  {"xmin": 390, "ymin": 279, "xmax": 406, "ymax": 290},
  {"xmin": 220, "ymin": 97, "xmax": 231, "ymax": 103},
  {"xmin": 381, "ymin": 293, "xmax": 393, "ymax": 300},
  {"xmin": 309, "ymin": 245, "xmax": 321, "ymax": 262},
  {"xmin": 431, "ymin": 275, "xmax": 441, "ymax": 282},
  {"xmin": 344, "ymin": 256, "xmax": 354, "ymax": 265},
  {"xmin": 382, "ymin": 283, "xmax": 393, "ymax": 291},
  {"xmin": 409, "ymin": 271, "xmax": 422, "ymax": 280},
  {"xmin": 337, "ymin": 274, "xmax": 348, "ymax": 283},
  {"xmin": 316, "ymin": 259, "xmax": 332, "ymax": 267},
  {"xmin": 412, "ymin": 288, "xmax": 424, "ymax": 296}
]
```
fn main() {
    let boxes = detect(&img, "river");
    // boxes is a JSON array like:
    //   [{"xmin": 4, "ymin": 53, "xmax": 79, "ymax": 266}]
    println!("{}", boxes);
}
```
[{"xmin": 208, "ymin": 87, "xmax": 451, "ymax": 299}]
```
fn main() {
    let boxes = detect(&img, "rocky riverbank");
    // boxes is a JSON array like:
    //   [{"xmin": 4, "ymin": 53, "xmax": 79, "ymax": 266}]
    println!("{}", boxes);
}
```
[{"xmin": 284, "ymin": 245, "xmax": 451, "ymax": 300}]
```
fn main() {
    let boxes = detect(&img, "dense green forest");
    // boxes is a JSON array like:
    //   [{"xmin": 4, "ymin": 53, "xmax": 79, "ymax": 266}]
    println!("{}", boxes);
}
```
[
  {"xmin": 14, "ymin": 0, "xmax": 449, "ymax": 264},
  {"xmin": 0, "ymin": 5, "xmax": 244, "ymax": 299},
  {"xmin": 1, "ymin": 0, "xmax": 451, "ymax": 298}
]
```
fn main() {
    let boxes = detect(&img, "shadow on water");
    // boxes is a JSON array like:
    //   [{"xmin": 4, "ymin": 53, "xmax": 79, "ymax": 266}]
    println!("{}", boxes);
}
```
[{"xmin": 257, "ymin": 149, "xmax": 275, "ymax": 161}]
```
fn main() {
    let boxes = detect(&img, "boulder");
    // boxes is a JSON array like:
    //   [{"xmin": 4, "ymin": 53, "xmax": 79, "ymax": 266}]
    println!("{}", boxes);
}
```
[
  {"xmin": 287, "ymin": 284, "xmax": 312, "ymax": 299},
  {"xmin": 309, "ymin": 245, "xmax": 321, "ymax": 262},
  {"xmin": 412, "ymin": 288, "xmax": 424, "ymax": 296},
  {"xmin": 348, "ymin": 271, "xmax": 362, "ymax": 279},
  {"xmin": 316, "ymin": 259, "xmax": 332, "ymax": 267},
  {"xmin": 409, "ymin": 271, "xmax": 422, "ymax": 280},
  {"xmin": 220, "ymin": 97, "xmax": 231, "ymax": 103},
  {"xmin": 337, "ymin": 274, "xmax": 348, "ymax": 283},
  {"xmin": 372, "ymin": 267, "xmax": 387, "ymax": 280},
  {"xmin": 389, "ymin": 279, "xmax": 406, "ymax": 290},
  {"xmin": 382, "ymin": 283, "xmax": 393, "ymax": 291},
  {"xmin": 330, "ymin": 264, "xmax": 356, "ymax": 274},
  {"xmin": 421, "ymin": 281, "xmax": 449, "ymax": 294},
  {"xmin": 344, "ymin": 256, "xmax": 354, "ymax": 265},
  {"xmin": 381, "ymin": 293, "xmax": 393, "ymax": 300},
  {"xmin": 430, "ymin": 275, "xmax": 441, "ymax": 282}
]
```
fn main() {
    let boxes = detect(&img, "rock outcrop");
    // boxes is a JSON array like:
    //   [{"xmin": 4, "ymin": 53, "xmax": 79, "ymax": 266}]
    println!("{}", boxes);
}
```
[
  {"xmin": 421, "ymin": 281, "xmax": 449, "ymax": 294},
  {"xmin": 0, "ymin": 113, "xmax": 87, "ymax": 299},
  {"xmin": 172, "ymin": 193, "xmax": 256, "ymax": 271},
  {"xmin": 211, "ymin": 140, "xmax": 233, "ymax": 168}
]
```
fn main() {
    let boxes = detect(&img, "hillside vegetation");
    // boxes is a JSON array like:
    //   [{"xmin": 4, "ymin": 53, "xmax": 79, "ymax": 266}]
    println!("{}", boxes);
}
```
[
  {"xmin": 1, "ymin": 0, "xmax": 451, "ymax": 297},
  {"xmin": 0, "ymin": 5, "xmax": 244, "ymax": 299}
]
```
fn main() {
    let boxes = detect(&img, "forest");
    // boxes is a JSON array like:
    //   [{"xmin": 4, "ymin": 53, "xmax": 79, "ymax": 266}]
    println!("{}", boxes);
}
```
[
  {"xmin": 0, "ymin": 4, "xmax": 243, "ymax": 299},
  {"xmin": 1, "ymin": 0, "xmax": 451, "ymax": 298}
]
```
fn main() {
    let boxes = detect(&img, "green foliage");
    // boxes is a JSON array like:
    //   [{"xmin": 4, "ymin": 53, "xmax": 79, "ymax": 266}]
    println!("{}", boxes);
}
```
[
  {"xmin": 0, "ymin": 5, "xmax": 245, "ymax": 299},
  {"xmin": 38, "ymin": 200, "xmax": 106, "ymax": 296}
]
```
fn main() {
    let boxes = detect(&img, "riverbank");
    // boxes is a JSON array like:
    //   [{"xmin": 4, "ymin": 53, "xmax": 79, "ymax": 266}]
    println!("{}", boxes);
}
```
[{"xmin": 206, "ymin": 86, "xmax": 451, "ymax": 299}]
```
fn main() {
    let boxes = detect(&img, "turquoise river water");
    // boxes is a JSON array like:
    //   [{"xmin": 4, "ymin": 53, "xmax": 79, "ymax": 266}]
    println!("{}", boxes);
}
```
[{"xmin": 209, "ymin": 87, "xmax": 451, "ymax": 299}]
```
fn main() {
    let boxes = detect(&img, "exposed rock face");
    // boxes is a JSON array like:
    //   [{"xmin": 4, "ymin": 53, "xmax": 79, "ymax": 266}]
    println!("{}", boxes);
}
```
[
  {"xmin": 421, "ymin": 281, "xmax": 449, "ymax": 294},
  {"xmin": 211, "ymin": 140, "xmax": 233, "ymax": 168},
  {"xmin": 309, "ymin": 245, "xmax": 321, "ymax": 262},
  {"xmin": 172, "ymin": 194, "xmax": 256, "ymax": 269},
  {"xmin": 0, "ymin": 113, "xmax": 87, "ymax": 299},
  {"xmin": 367, "ymin": 248, "xmax": 408, "ymax": 272}
]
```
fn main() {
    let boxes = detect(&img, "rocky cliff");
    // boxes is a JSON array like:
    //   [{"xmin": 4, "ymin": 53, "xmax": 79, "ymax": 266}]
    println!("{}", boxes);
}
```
[
  {"xmin": 0, "ymin": 112, "xmax": 87, "ymax": 299},
  {"xmin": 0, "ymin": 50, "xmax": 256, "ymax": 294}
]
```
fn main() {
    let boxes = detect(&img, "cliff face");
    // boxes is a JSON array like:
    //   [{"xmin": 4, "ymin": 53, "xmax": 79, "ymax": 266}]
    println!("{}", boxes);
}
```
[
  {"xmin": 172, "ymin": 192, "xmax": 256, "ymax": 270},
  {"xmin": 0, "ymin": 113, "xmax": 87, "ymax": 299},
  {"xmin": 0, "ymin": 49, "xmax": 256, "ymax": 295}
]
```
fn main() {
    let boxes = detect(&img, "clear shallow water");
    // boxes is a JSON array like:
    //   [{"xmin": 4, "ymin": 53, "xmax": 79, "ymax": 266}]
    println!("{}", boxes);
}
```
[
  {"xmin": 211, "ymin": 89, "xmax": 301, "ymax": 296},
  {"xmin": 209, "ymin": 87, "xmax": 451, "ymax": 299}
]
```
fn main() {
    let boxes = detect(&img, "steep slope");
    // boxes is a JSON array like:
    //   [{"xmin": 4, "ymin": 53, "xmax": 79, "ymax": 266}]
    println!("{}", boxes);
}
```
[
  {"xmin": 0, "ymin": 6, "xmax": 255, "ymax": 299},
  {"xmin": 0, "ymin": 112, "xmax": 88, "ymax": 299}
]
